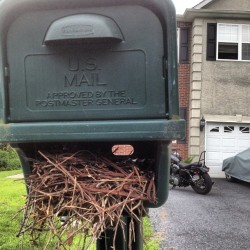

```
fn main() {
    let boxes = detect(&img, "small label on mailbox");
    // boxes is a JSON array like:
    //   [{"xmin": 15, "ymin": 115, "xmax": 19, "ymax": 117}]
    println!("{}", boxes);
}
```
[{"xmin": 62, "ymin": 25, "xmax": 94, "ymax": 37}]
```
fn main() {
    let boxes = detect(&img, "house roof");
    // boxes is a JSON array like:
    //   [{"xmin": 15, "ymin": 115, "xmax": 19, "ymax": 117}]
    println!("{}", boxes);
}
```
[
  {"xmin": 177, "ymin": 0, "xmax": 250, "ymax": 22},
  {"xmin": 177, "ymin": 9, "xmax": 250, "ymax": 22},
  {"xmin": 193, "ymin": 0, "xmax": 216, "ymax": 9}
]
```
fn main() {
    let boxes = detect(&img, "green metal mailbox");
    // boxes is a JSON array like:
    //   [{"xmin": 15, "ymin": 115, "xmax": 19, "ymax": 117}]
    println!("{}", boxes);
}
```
[{"xmin": 0, "ymin": 0, "xmax": 185, "ymax": 207}]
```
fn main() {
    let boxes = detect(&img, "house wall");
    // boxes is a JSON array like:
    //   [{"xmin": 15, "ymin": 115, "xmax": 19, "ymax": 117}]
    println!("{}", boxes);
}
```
[{"xmin": 201, "ymin": 19, "xmax": 250, "ymax": 117}]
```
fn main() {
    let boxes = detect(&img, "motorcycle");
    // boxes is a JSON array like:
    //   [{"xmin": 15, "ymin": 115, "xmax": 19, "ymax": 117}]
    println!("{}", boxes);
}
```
[{"xmin": 169, "ymin": 151, "xmax": 213, "ymax": 195}]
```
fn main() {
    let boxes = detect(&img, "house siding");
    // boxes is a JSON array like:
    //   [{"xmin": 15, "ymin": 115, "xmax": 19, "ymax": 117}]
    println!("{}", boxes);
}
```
[{"xmin": 201, "ymin": 19, "xmax": 250, "ymax": 117}]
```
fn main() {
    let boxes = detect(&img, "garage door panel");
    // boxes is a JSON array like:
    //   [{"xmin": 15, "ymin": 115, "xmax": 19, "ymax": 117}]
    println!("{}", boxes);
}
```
[
  {"xmin": 222, "ymin": 152, "xmax": 236, "ymax": 160},
  {"xmin": 206, "ymin": 152, "xmax": 220, "ymax": 165},
  {"xmin": 206, "ymin": 122, "xmax": 250, "ymax": 176},
  {"xmin": 222, "ymin": 138, "xmax": 235, "ymax": 148},
  {"xmin": 207, "ymin": 137, "xmax": 221, "ymax": 147},
  {"xmin": 207, "ymin": 151, "xmax": 220, "ymax": 159},
  {"xmin": 238, "ymin": 139, "xmax": 250, "ymax": 149}
]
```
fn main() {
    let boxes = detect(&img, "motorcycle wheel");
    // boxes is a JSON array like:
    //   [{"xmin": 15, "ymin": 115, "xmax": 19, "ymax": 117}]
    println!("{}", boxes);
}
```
[{"xmin": 191, "ymin": 173, "xmax": 213, "ymax": 195}]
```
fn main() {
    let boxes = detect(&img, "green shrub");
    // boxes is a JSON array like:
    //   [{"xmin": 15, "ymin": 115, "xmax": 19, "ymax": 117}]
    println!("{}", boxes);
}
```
[{"xmin": 0, "ymin": 144, "xmax": 21, "ymax": 171}]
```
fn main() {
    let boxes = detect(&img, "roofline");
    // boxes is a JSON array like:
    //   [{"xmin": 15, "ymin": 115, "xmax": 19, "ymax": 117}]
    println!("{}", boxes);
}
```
[
  {"xmin": 193, "ymin": 0, "xmax": 215, "ymax": 9},
  {"xmin": 177, "ymin": 9, "xmax": 250, "ymax": 22}
]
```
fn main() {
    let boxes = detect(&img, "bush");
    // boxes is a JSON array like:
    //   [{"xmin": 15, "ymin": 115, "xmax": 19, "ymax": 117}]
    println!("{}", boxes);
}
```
[{"xmin": 0, "ymin": 144, "xmax": 21, "ymax": 171}]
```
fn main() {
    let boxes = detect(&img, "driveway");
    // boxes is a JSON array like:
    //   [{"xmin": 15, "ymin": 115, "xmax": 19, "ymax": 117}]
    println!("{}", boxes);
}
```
[{"xmin": 149, "ymin": 178, "xmax": 250, "ymax": 250}]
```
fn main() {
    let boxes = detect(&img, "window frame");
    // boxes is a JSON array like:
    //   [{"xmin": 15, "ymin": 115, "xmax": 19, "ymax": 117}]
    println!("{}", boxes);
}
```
[
  {"xmin": 177, "ymin": 28, "xmax": 180, "ymax": 63},
  {"xmin": 216, "ymin": 23, "xmax": 250, "ymax": 62}
]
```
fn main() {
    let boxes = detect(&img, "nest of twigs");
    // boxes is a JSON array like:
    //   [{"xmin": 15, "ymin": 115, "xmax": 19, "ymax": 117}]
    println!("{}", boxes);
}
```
[{"xmin": 17, "ymin": 150, "xmax": 156, "ymax": 249}]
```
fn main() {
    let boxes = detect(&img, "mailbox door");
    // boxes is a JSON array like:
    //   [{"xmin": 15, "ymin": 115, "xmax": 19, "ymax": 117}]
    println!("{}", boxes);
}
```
[{"xmin": 6, "ymin": 5, "xmax": 166, "ymax": 121}]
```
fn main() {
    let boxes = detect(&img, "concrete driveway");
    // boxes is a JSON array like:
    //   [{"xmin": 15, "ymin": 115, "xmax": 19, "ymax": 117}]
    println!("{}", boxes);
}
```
[{"xmin": 150, "ymin": 178, "xmax": 250, "ymax": 250}]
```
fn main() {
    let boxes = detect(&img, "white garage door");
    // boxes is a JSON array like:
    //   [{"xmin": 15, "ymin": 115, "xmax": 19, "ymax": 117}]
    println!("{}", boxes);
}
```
[{"xmin": 206, "ymin": 123, "xmax": 250, "ymax": 176}]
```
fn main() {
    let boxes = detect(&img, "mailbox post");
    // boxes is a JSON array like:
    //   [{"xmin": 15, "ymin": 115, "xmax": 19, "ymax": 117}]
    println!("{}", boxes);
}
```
[{"xmin": 0, "ymin": 0, "xmax": 185, "ymax": 248}]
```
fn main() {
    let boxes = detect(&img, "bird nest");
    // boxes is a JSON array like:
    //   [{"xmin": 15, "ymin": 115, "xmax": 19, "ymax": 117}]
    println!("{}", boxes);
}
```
[{"xmin": 17, "ymin": 150, "xmax": 156, "ymax": 249}]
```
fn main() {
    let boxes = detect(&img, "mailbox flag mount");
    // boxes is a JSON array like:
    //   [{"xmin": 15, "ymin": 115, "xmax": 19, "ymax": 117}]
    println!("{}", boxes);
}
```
[{"xmin": 44, "ymin": 14, "xmax": 124, "ymax": 44}]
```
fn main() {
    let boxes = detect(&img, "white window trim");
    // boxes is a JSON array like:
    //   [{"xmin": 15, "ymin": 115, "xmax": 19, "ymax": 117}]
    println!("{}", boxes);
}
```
[
  {"xmin": 177, "ymin": 28, "xmax": 180, "ymax": 63},
  {"xmin": 216, "ymin": 23, "xmax": 250, "ymax": 62}
]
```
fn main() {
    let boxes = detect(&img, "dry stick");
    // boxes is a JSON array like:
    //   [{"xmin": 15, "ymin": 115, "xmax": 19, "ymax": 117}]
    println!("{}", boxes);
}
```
[
  {"xmin": 47, "ymin": 217, "xmax": 67, "ymax": 250},
  {"xmin": 61, "ymin": 219, "xmax": 89, "ymax": 246},
  {"xmin": 147, "ymin": 176, "xmax": 156, "ymax": 202},
  {"xmin": 112, "ymin": 187, "xmax": 134, "ymax": 249},
  {"xmin": 38, "ymin": 151, "xmax": 86, "ymax": 202},
  {"xmin": 59, "ymin": 150, "xmax": 97, "ymax": 166},
  {"xmin": 128, "ymin": 218, "xmax": 135, "ymax": 250},
  {"xmin": 104, "ymin": 171, "xmax": 136, "ymax": 197},
  {"xmin": 99, "ymin": 156, "xmax": 128, "ymax": 175},
  {"xmin": 17, "ymin": 190, "xmax": 43, "ymax": 236},
  {"xmin": 42, "ymin": 230, "xmax": 53, "ymax": 250},
  {"xmin": 16, "ymin": 197, "xmax": 31, "ymax": 237}
]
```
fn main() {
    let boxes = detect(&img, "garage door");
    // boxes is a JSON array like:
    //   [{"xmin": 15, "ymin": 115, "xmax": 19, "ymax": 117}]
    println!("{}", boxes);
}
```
[{"xmin": 206, "ymin": 123, "xmax": 250, "ymax": 176}]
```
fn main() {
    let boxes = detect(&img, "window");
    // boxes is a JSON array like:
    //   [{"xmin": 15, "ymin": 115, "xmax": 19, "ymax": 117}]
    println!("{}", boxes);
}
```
[
  {"xmin": 224, "ymin": 126, "xmax": 234, "ymax": 133},
  {"xmin": 207, "ymin": 23, "xmax": 250, "ymax": 61},
  {"xmin": 210, "ymin": 127, "xmax": 219, "ymax": 132},
  {"xmin": 240, "ymin": 126, "xmax": 250, "ymax": 133},
  {"xmin": 242, "ymin": 25, "xmax": 250, "ymax": 60},
  {"xmin": 178, "ymin": 28, "xmax": 189, "ymax": 64},
  {"xmin": 217, "ymin": 24, "xmax": 239, "ymax": 60}
]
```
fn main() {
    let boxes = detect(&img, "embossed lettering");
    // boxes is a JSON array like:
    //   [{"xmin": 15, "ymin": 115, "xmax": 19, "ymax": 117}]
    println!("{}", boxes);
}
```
[
  {"xmin": 65, "ymin": 74, "xmax": 77, "ymax": 87},
  {"xmin": 96, "ymin": 90, "xmax": 126, "ymax": 98},
  {"xmin": 68, "ymin": 57, "xmax": 79, "ymax": 71},
  {"xmin": 68, "ymin": 57, "xmax": 98, "ymax": 72},
  {"xmin": 46, "ymin": 91, "xmax": 93, "ymax": 99},
  {"xmin": 64, "ymin": 73, "xmax": 106, "ymax": 87},
  {"xmin": 35, "ymin": 99, "xmax": 94, "ymax": 107},
  {"xmin": 91, "ymin": 73, "xmax": 106, "ymax": 86},
  {"xmin": 96, "ymin": 98, "xmax": 137, "ymax": 105},
  {"xmin": 79, "ymin": 73, "xmax": 89, "ymax": 86},
  {"xmin": 85, "ymin": 58, "xmax": 98, "ymax": 71}
]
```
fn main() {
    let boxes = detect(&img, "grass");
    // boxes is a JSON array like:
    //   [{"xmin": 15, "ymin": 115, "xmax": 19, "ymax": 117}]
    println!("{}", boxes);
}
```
[
  {"xmin": 0, "ymin": 170, "xmax": 160, "ymax": 249},
  {"xmin": 0, "ymin": 170, "xmax": 27, "ymax": 250},
  {"xmin": 143, "ymin": 217, "xmax": 161, "ymax": 250}
]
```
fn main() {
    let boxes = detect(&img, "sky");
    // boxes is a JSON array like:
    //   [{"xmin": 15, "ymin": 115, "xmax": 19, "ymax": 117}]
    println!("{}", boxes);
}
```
[{"xmin": 172, "ymin": 0, "xmax": 203, "ymax": 14}]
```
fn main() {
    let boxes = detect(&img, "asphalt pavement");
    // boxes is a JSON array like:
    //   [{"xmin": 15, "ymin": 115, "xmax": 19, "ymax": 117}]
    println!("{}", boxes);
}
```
[{"xmin": 149, "ymin": 178, "xmax": 250, "ymax": 250}]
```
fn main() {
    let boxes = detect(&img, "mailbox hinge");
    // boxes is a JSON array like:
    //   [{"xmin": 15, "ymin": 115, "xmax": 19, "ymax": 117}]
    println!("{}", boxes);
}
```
[{"xmin": 4, "ymin": 66, "xmax": 9, "ymax": 79}]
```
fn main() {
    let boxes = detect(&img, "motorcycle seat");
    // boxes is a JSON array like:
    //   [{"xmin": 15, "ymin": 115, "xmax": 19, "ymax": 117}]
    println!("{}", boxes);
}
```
[{"xmin": 179, "ymin": 162, "xmax": 201, "ymax": 169}]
